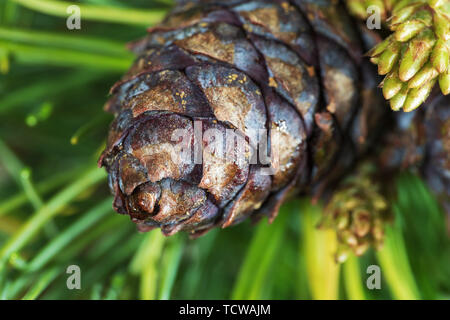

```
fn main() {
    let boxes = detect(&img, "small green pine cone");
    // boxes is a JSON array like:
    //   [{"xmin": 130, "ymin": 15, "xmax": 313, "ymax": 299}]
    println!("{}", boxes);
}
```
[
  {"xmin": 368, "ymin": 0, "xmax": 450, "ymax": 112},
  {"xmin": 319, "ymin": 164, "xmax": 390, "ymax": 263}
]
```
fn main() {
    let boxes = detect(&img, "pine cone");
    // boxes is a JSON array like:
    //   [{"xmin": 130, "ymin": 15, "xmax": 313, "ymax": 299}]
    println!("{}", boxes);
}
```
[{"xmin": 99, "ymin": 0, "xmax": 403, "ymax": 236}]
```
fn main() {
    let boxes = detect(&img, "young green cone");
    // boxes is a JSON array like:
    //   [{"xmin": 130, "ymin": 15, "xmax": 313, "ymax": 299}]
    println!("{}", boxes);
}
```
[
  {"xmin": 359, "ymin": 0, "xmax": 450, "ymax": 111},
  {"xmin": 319, "ymin": 164, "xmax": 389, "ymax": 262}
]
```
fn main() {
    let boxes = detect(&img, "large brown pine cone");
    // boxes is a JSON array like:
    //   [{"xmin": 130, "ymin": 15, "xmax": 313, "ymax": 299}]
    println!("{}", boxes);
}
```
[{"xmin": 99, "ymin": 0, "xmax": 395, "ymax": 236}]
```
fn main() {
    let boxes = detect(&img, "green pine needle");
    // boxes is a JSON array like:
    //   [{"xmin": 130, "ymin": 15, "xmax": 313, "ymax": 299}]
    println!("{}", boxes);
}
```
[
  {"xmin": 10, "ymin": 0, "xmax": 169, "ymax": 26},
  {"xmin": 0, "ymin": 165, "xmax": 107, "ymax": 270}
]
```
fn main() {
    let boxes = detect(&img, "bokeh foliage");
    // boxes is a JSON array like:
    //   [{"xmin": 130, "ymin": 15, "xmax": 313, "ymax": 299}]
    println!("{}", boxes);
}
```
[{"xmin": 0, "ymin": 0, "xmax": 449, "ymax": 300}]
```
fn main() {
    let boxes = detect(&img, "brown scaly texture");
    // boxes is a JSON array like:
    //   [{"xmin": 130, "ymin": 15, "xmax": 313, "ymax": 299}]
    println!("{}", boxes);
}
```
[
  {"xmin": 379, "ymin": 93, "xmax": 449, "ymax": 216},
  {"xmin": 99, "ymin": 0, "xmax": 448, "ymax": 237}
]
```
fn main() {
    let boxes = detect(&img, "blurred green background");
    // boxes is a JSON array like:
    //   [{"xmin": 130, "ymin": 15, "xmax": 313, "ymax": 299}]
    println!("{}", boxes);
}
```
[{"xmin": 0, "ymin": 0, "xmax": 449, "ymax": 300}]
